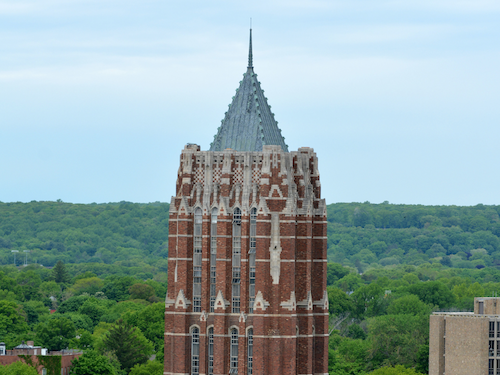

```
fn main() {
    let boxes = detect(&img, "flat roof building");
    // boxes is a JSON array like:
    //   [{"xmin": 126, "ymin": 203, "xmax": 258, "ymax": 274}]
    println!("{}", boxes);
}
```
[{"xmin": 430, "ymin": 297, "xmax": 500, "ymax": 375}]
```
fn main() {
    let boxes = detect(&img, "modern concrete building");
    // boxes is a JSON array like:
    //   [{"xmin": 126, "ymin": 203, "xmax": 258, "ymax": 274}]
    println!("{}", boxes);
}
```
[
  {"xmin": 430, "ymin": 297, "xmax": 500, "ymax": 375},
  {"xmin": 163, "ymin": 30, "xmax": 329, "ymax": 375}
]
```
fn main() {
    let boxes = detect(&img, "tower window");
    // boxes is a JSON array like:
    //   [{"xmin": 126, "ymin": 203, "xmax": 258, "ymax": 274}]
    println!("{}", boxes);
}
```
[
  {"xmin": 193, "ymin": 208, "xmax": 202, "ymax": 312},
  {"xmin": 247, "ymin": 328, "xmax": 253, "ymax": 375},
  {"xmin": 232, "ymin": 208, "xmax": 242, "ymax": 313},
  {"xmin": 249, "ymin": 208, "xmax": 257, "ymax": 313},
  {"xmin": 208, "ymin": 327, "xmax": 214, "ymax": 375},
  {"xmin": 210, "ymin": 208, "xmax": 218, "ymax": 312},
  {"xmin": 191, "ymin": 327, "xmax": 200, "ymax": 375},
  {"xmin": 230, "ymin": 328, "xmax": 239, "ymax": 373}
]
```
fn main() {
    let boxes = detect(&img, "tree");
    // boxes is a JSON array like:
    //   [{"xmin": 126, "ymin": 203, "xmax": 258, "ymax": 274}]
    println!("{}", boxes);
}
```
[
  {"xmin": 387, "ymin": 295, "xmax": 432, "ymax": 316},
  {"xmin": 368, "ymin": 365, "xmax": 424, "ymax": 375},
  {"xmin": 0, "ymin": 301, "xmax": 29, "ymax": 348},
  {"xmin": 367, "ymin": 314, "xmax": 429, "ymax": 368},
  {"xmin": 327, "ymin": 263, "xmax": 350, "ymax": 286},
  {"xmin": 70, "ymin": 350, "xmax": 117, "ymax": 375},
  {"xmin": 128, "ymin": 283, "xmax": 155, "ymax": 301},
  {"xmin": 0, "ymin": 361, "xmax": 39, "ymax": 375},
  {"xmin": 129, "ymin": 360, "xmax": 163, "ymax": 375},
  {"xmin": 124, "ymin": 303, "xmax": 164, "ymax": 354},
  {"xmin": 37, "ymin": 317, "xmax": 76, "ymax": 351},
  {"xmin": 53, "ymin": 261, "xmax": 70, "ymax": 284},
  {"xmin": 102, "ymin": 319, "xmax": 153, "ymax": 374},
  {"xmin": 406, "ymin": 281, "xmax": 455, "ymax": 308}
]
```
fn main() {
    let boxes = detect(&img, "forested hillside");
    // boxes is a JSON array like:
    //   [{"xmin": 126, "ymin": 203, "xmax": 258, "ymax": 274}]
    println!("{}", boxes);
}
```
[
  {"xmin": 0, "ymin": 201, "xmax": 169, "ymax": 270},
  {"xmin": 327, "ymin": 202, "xmax": 500, "ymax": 271},
  {"xmin": 1, "ymin": 200, "xmax": 500, "ymax": 374},
  {"xmin": 1, "ymin": 201, "xmax": 499, "ymax": 272}
]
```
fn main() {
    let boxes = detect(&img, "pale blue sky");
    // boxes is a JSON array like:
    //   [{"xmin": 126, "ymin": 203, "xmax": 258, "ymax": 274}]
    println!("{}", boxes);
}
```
[{"xmin": 1, "ymin": 0, "xmax": 499, "ymax": 205}]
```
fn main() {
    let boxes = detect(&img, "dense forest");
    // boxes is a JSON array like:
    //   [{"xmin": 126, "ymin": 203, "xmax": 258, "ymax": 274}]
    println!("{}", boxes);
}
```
[
  {"xmin": 1, "ymin": 201, "xmax": 499, "ymax": 272},
  {"xmin": 1, "ymin": 201, "xmax": 500, "ymax": 374}
]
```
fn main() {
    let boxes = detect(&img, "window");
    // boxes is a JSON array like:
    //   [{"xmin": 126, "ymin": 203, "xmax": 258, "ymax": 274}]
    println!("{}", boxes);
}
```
[
  {"xmin": 193, "ymin": 208, "xmax": 202, "ymax": 312},
  {"xmin": 232, "ymin": 208, "xmax": 242, "ymax": 313},
  {"xmin": 490, "ymin": 359, "xmax": 494, "ymax": 375},
  {"xmin": 490, "ymin": 340, "xmax": 495, "ymax": 357},
  {"xmin": 249, "ymin": 208, "xmax": 256, "ymax": 313},
  {"xmin": 210, "ymin": 208, "xmax": 218, "ymax": 312},
  {"xmin": 191, "ymin": 327, "xmax": 200, "ymax": 375},
  {"xmin": 490, "ymin": 322, "xmax": 495, "ymax": 338},
  {"xmin": 247, "ymin": 328, "xmax": 253, "ymax": 375},
  {"xmin": 208, "ymin": 327, "xmax": 214, "ymax": 375},
  {"xmin": 480, "ymin": 301, "xmax": 485, "ymax": 314},
  {"xmin": 230, "ymin": 328, "xmax": 239, "ymax": 373},
  {"xmin": 496, "ymin": 359, "xmax": 500, "ymax": 375}
]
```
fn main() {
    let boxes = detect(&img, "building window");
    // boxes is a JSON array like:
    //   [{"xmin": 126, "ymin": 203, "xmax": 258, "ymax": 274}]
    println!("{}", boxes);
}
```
[
  {"xmin": 490, "ymin": 341, "xmax": 495, "ymax": 357},
  {"xmin": 232, "ymin": 208, "xmax": 242, "ymax": 313},
  {"xmin": 193, "ymin": 208, "xmax": 202, "ymax": 312},
  {"xmin": 498, "ymin": 341, "xmax": 500, "ymax": 358},
  {"xmin": 191, "ymin": 327, "xmax": 200, "ymax": 375},
  {"xmin": 208, "ymin": 327, "xmax": 214, "ymax": 375},
  {"xmin": 210, "ymin": 208, "xmax": 218, "ymax": 312},
  {"xmin": 490, "ymin": 322, "xmax": 495, "ymax": 338},
  {"xmin": 247, "ymin": 328, "xmax": 253, "ymax": 375},
  {"xmin": 496, "ymin": 359, "xmax": 500, "ymax": 375},
  {"xmin": 249, "ymin": 208, "xmax": 257, "ymax": 313},
  {"xmin": 490, "ymin": 359, "xmax": 494, "ymax": 375},
  {"xmin": 230, "ymin": 328, "xmax": 239, "ymax": 374},
  {"xmin": 480, "ymin": 301, "xmax": 485, "ymax": 314}
]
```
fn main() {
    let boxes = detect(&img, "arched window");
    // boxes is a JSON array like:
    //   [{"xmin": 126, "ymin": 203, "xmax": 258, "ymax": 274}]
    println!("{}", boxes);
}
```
[
  {"xmin": 248, "ymin": 207, "xmax": 257, "ymax": 313},
  {"xmin": 232, "ymin": 208, "xmax": 242, "ymax": 313},
  {"xmin": 208, "ymin": 327, "xmax": 214, "ymax": 375},
  {"xmin": 247, "ymin": 328, "xmax": 254, "ymax": 375},
  {"xmin": 193, "ymin": 208, "xmax": 202, "ymax": 312},
  {"xmin": 230, "ymin": 328, "xmax": 239, "ymax": 373},
  {"xmin": 191, "ymin": 326, "xmax": 200, "ymax": 375},
  {"xmin": 210, "ymin": 208, "xmax": 218, "ymax": 312}
]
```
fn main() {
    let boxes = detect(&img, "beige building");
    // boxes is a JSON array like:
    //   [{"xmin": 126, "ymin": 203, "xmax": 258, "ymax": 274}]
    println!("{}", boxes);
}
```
[{"xmin": 430, "ymin": 297, "xmax": 500, "ymax": 375}]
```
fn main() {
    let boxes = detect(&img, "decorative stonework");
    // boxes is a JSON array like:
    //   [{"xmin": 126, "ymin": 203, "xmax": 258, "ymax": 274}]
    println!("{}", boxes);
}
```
[
  {"xmin": 269, "ymin": 213, "xmax": 282, "ymax": 284},
  {"xmin": 297, "ymin": 291, "xmax": 313, "ymax": 311},
  {"xmin": 280, "ymin": 291, "xmax": 297, "ymax": 311},
  {"xmin": 174, "ymin": 290, "xmax": 190, "ymax": 310},
  {"xmin": 253, "ymin": 291, "xmax": 270, "ymax": 311}
]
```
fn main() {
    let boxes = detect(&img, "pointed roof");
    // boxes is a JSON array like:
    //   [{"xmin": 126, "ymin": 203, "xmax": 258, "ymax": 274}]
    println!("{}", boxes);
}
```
[{"xmin": 209, "ymin": 29, "xmax": 288, "ymax": 152}]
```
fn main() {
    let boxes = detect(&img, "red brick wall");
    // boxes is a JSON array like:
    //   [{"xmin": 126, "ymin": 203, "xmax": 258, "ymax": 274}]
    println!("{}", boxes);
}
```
[{"xmin": 165, "ymin": 146, "xmax": 328, "ymax": 375}]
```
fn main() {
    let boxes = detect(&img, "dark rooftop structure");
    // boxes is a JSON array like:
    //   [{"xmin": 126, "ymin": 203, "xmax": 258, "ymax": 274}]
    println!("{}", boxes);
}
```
[{"xmin": 209, "ymin": 29, "xmax": 288, "ymax": 152}]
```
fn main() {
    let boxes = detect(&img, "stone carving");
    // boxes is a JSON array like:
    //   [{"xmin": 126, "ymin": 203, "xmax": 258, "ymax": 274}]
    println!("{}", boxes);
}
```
[{"xmin": 269, "ymin": 213, "xmax": 282, "ymax": 284}]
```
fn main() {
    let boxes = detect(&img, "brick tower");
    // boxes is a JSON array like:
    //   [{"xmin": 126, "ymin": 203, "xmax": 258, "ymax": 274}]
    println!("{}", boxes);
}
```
[{"xmin": 164, "ymin": 30, "xmax": 328, "ymax": 375}]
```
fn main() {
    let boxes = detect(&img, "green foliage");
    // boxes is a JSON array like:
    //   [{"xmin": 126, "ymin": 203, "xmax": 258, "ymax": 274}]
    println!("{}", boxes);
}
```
[
  {"xmin": 129, "ymin": 283, "xmax": 155, "ymax": 301},
  {"xmin": 37, "ymin": 355, "xmax": 62, "ymax": 375},
  {"xmin": 124, "ymin": 303, "xmax": 165, "ymax": 354},
  {"xmin": 367, "ymin": 314, "xmax": 429, "ymax": 368},
  {"xmin": 386, "ymin": 295, "xmax": 432, "ymax": 316},
  {"xmin": 0, "ymin": 301, "xmax": 29, "ymax": 348},
  {"xmin": 53, "ymin": 261, "xmax": 70, "ymax": 284},
  {"xmin": 406, "ymin": 281, "xmax": 455, "ymax": 308},
  {"xmin": 36, "ymin": 317, "xmax": 76, "ymax": 351},
  {"xmin": 327, "ymin": 286, "xmax": 354, "ymax": 316},
  {"xmin": 70, "ymin": 350, "xmax": 117, "ymax": 375},
  {"xmin": 0, "ymin": 361, "xmax": 39, "ymax": 375},
  {"xmin": 367, "ymin": 365, "xmax": 424, "ymax": 375},
  {"xmin": 102, "ymin": 319, "xmax": 153, "ymax": 374},
  {"xmin": 129, "ymin": 360, "xmax": 163, "ymax": 375},
  {"xmin": 22, "ymin": 300, "xmax": 49, "ymax": 325}
]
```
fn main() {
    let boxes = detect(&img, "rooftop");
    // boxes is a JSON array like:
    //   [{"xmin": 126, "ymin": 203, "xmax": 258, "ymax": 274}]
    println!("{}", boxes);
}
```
[{"xmin": 209, "ymin": 29, "xmax": 288, "ymax": 152}]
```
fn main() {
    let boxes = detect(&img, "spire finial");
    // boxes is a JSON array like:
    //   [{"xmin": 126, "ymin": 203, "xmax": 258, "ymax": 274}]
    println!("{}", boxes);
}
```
[{"xmin": 248, "ymin": 23, "xmax": 253, "ymax": 69}]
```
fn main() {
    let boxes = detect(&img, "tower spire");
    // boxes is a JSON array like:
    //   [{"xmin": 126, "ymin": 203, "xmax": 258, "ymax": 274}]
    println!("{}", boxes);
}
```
[{"xmin": 248, "ymin": 27, "xmax": 253, "ymax": 69}]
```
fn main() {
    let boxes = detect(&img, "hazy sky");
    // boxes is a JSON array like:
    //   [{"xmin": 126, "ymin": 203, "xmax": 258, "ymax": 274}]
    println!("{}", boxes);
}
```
[{"xmin": 1, "ymin": 0, "xmax": 499, "ymax": 206}]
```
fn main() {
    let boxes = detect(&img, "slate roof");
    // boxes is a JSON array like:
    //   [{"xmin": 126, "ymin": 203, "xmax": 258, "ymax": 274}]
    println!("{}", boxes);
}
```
[{"xmin": 209, "ymin": 30, "xmax": 288, "ymax": 152}]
